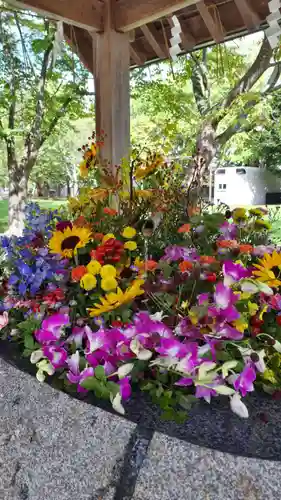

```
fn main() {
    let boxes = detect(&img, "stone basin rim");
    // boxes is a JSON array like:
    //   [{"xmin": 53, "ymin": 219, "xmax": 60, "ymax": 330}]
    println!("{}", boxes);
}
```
[{"xmin": 1, "ymin": 338, "xmax": 281, "ymax": 462}]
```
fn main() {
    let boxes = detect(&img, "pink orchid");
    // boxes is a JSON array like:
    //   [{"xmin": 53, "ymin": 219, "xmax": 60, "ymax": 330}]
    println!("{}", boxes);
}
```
[{"xmin": 0, "ymin": 311, "xmax": 8, "ymax": 330}]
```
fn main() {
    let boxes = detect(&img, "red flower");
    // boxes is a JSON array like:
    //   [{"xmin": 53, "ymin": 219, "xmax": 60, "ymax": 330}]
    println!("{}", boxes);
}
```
[
  {"xmin": 95, "ymin": 238, "xmax": 124, "ymax": 264},
  {"xmin": 103, "ymin": 207, "xmax": 118, "ymax": 216},
  {"xmin": 43, "ymin": 288, "xmax": 65, "ymax": 306},
  {"xmin": 205, "ymin": 273, "xmax": 217, "ymax": 282},
  {"xmin": 178, "ymin": 224, "xmax": 191, "ymax": 234}
]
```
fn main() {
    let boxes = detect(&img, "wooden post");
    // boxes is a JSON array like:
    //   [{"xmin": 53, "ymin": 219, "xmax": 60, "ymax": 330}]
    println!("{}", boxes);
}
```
[{"xmin": 94, "ymin": 0, "xmax": 130, "ymax": 170}]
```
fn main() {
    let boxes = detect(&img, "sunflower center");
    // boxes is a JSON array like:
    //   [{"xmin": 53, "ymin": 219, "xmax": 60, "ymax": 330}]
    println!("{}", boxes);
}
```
[{"xmin": 61, "ymin": 235, "xmax": 80, "ymax": 251}]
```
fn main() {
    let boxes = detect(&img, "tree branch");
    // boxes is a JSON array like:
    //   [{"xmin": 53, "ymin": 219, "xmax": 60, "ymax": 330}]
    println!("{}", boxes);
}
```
[
  {"xmin": 190, "ymin": 54, "xmax": 210, "ymax": 115},
  {"xmin": 40, "ymin": 95, "xmax": 73, "ymax": 147},
  {"xmin": 222, "ymin": 36, "xmax": 273, "ymax": 109}
]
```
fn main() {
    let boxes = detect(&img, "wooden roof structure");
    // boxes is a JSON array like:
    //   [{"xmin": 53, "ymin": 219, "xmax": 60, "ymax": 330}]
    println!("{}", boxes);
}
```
[
  {"xmin": 7, "ymin": 0, "xmax": 273, "ymax": 166},
  {"xmin": 9, "ymin": 0, "xmax": 270, "ymax": 72}
]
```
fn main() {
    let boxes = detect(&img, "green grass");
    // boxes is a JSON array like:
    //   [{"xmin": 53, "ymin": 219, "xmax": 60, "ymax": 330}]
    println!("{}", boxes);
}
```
[{"xmin": 0, "ymin": 198, "xmax": 66, "ymax": 233}]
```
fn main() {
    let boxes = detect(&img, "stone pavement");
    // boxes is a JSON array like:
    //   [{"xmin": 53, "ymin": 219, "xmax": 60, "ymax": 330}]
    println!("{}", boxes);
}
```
[{"xmin": 0, "ymin": 356, "xmax": 280, "ymax": 500}]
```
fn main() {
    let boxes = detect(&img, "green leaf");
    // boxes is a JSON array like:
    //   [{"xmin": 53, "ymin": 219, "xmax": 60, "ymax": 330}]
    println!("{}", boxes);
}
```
[
  {"xmin": 94, "ymin": 365, "xmax": 106, "ymax": 381},
  {"xmin": 24, "ymin": 334, "xmax": 35, "ymax": 350},
  {"xmin": 107, "ymin": 381, "xmax": 120, "ymax": 397},
  {"xmin": 80, "ymin": 376, "xmax": 101, "ymax": 391},
  {"xmin": 179, "ymin": 394, "xmax": 197, "ymax": 410}
]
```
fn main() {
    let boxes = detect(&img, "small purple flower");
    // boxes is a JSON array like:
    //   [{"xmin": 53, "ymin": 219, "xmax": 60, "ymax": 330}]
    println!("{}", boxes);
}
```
[
  {"xmin": 175, "ymin": 377, "xmax": 193, "ymax": 387},
  {"xmin": 233, "ymin": 365, "xmax": 256, "ymax": 396},
  {"xmin": 219, "ymin": 221, "xmax": 237, "ymax": 240}
]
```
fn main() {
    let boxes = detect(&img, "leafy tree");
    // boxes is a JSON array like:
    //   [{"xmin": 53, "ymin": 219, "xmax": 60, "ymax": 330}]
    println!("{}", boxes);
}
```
[
  {"xmin": 131, "ymin": 35, "xmax": 281, "ymax": 202},
  {"xmin": 0, "ymin": 6, "xmax": 89, "ymax": 233}
]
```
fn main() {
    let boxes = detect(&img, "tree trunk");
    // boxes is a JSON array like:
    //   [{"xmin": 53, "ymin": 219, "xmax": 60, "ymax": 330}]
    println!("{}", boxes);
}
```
[
  {"xmin": 185, "ymin": 121, "xmax": 218, "ymax": 211},
  {"xmin": 8, "ymin": 160, "xmax": 28, "ymax": 235}
]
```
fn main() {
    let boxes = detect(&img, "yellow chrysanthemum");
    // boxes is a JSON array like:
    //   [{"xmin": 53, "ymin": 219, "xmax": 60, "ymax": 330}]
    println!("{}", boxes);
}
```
[
  {"xmin": 124, "ymin": 241, "xmax": 137, "ymax": 251},
  {"xmin": 232, "ymin": 208, "xmax": 247, "ymax": 222},
  {"xmin": 80, "ymin": 273, "xmax": 97, "ymax": 291},
  {"xmin": 87, "ymin": 260, "xmax": 102, "ymax": 275},
  {"xmin": 100, "ymin": 265, "xmax": 117, "ymax": 279},
  {"xmin": 102, "ymin": 233, "xmax": 115, "ymax": 244},
  {"xmin": 101, "ymin": 277, "xmax": 118, "ymax": 292},
  {"xmin": 122, "ymin": 227, "xmax": 136, "ymax": 239},
  {"xmin": 88, "ymin": 280, "xmax": 144, "ymax": 317},
  {"xmin": 254, "ymin": 219, "xmax": 271, "ymax": 230},
  {"xmin": 253, "ymin": 251, "xmax": 281, "ymax": 287},
  {"xmin": 249, "ymin": 208, "xmax": 265, "ymax": 217},
  {"xmin": 49, "ymin": 226, "xmax": 92, "ymax": 258}
]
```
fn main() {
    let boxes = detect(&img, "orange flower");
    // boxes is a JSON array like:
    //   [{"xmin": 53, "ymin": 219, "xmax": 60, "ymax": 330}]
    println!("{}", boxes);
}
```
[
  {"xmin": 71, "ymin": 265, "xmax": 87, "ymax": 282},
  {"xmin": 92, "ymin": 233, "xmax": 104, "ymax": 241},
  {"xmin": 146, "ymin": 260, "xmax": 158, "ymax": 271},
  {"xmin": 200, "ymin": 256, "xmax": 217, "ymax": 265},
  {"xmin": 217, "ymin": 240, "xmax": 238, "ymax": 249},
  {"xmin": 239, "ymin": 244, "xmax": 253, "ymax": 254},
  {"xmin": 103, "ymin": 207, "xmax": 117, "ymax": 216},
  {"xmin": 73, "ymin": 216, "xmax": 91, "ymax": 229},
  {"xmin": 179, "ymin": 261, "xmax": 193, "ymax": 273},
  {"xmin": 178, "ymin": 224, "xmax": 191, "ymax": 234}
]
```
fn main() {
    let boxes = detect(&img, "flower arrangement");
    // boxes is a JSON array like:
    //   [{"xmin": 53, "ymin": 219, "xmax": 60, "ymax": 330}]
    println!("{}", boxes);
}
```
[{"xmin": 1, "ymin": 152, "xmax": 281, "ymax": 422}]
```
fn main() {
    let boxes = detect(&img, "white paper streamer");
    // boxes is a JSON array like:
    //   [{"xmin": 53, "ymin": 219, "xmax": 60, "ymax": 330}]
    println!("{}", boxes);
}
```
[
  {"xmin": 266, "ymin": 0, "xmax": 281, "ymax": 49},
  {"xmin": 169, "ymin": 15, "xmax": 182, "ymax": 60}
]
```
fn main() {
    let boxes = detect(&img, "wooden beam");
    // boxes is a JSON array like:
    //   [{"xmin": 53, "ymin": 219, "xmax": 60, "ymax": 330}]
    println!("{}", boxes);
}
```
[
  {"xmin": 140, "ymin": 24, "xmax": 167, "ymax": 59},
  {"xmin": 233, "ymin": 0, "xmax": 261, "ymax": 30},
  {"xmin": 7, "ymin": 0, "xmax": 103, "ymax": 31},
  {"xmin": 130, "ymin": 45, "xmax": 146, "ymax": 66},
  {"xmin": 168, "ymin": 17, "xmax": 195, "ymax": 51},
  {"xmin": 197, "ymin": 1, "xmax": 225, "ymax": 43},
  {"xmin": 94, "ymin": 0, "xmax": 130, "ymax": 168},
  {"xmin": 63, "ymin": 24, "xmax": 94, "ymax": 73},
  {"xmin": 115, "ymin": 0, "xmax": 198, "ymax": 32}
]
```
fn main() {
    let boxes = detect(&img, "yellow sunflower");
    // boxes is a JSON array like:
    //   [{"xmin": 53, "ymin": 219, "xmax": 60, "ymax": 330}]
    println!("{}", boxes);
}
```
[
  {"xmin": 88, "ymin": 279, "xmax": 144, "ymax": 317},
  {"xmin": 49, "ymin": 226, "xmax": 92, "ymax": 258},
  {"xmin": 253, "ymin": 251, "xmax": 281, "ymax": 287}
]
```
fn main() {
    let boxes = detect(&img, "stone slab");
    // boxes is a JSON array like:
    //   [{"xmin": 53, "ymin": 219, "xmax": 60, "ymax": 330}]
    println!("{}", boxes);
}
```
[
  {"xmin": 0, "ymin": 357, "xmax": 136, "ymax": 500},
  {"xmin": 133, "ymin": 433, "xmax": 281, "ymax": 500}
]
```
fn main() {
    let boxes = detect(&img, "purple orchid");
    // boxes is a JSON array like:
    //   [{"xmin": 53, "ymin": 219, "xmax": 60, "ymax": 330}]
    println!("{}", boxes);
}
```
[
  {"xmin": 195, "ymin": 384, "xmax": 218, "ymax": 403},
  {"xmin": 232, "ymin": 365, "xmax": 256, "ymax": 397},
  {"xmin": 156, "ymin": 338, "xmax": 188, "ymax": 359},
  {"xmin": 209, "ymin": 283, "xmax": 240, "ymax": 323},
  {"xmin": 67, "ymin": 351, "xmax": 94, "ymax": 392},
  {"xmin": 43, "ymin": 345, "xmax": 67, "ymax": 369},
  {"xmin": 215, "ymin": 323, "xmax": 244, "ymax": 340},
  {"xmin": 176, "ymin": 342, "xmax": 199, "ymax": 373},
  {"xmin": 223, "ymin": 261, "xmax": 250, "ymax": 286},
  {"xmin": 175, "ymin": 377, "xmax": 193, "ymax": 387},
  {"xmin": 35, "ymin": 313, "xmax": 69, "ymax": 343},
  {"xmin": 118, "ymin": 377, "xmax": 132, "ymax": 400}
]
